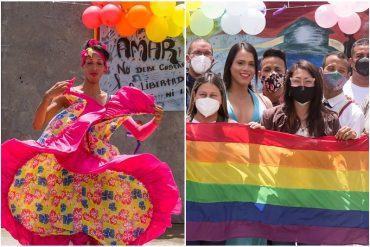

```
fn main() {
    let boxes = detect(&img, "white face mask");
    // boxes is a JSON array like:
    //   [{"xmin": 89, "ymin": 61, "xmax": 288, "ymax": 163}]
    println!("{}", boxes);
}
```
[
  {"xmin": 191, "ymin": 55, "xmax": 212, "ymax": 75},
  {"xmin": 195, "ymin": 97, "xmax": 220, "ymax": 118}
]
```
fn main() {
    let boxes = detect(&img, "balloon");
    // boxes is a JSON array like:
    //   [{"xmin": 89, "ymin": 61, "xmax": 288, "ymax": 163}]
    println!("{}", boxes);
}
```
[
  {"xmin": 171, "ymin": 4, "xmax": 190, "ymax": 28},
  {"xmin": 100, "ymin": 3, "xmax": 122, "ymax": 26},
  {"xmin": 127, "ymin": 5, "xmax": 152, "ymax": 28},
  {"xmin": 338, "ymin": 12, "xmax": 362, "ymax": 34},
  {"xmin": 225, "ymin": 2, "xmax": 248, "ymax": 16},
  {"xmin": 171, "ymin": 4, "xmax": 184, "ymax": 27},
  {"xmin": 200, "ymin": 2, "xmax": 225, "ymax": 19},
  {"xmin": 331, "ymin": 2, "xmax": 355, "ymax": 17},
  {"xmin": 240, "ymin": 8, "xmax": 266, "ymax": 35},
  {"xmin": 150, "ymin": 2, "xmax": 176, "ymax": 17},
  {"xmin": 91, "ymin": 2, "xmax": 107, "ymax": 8},
  {"xmin": 116, "ymin": 13, "xmax": 137, "ymax": 37},
  {"xmin": 221, "ymin": 13, "xmax": 241, "ymax": 35},
  {"xmin": 82, "ymin": 6, "xmax": 102, "ymax": 29},
  {"xmin": 167, "ymin": 16, "xmax": 183, "ymax": 37},
  {"xmin": 185, "ymin": 8, "xmax": 190, "ymax": 28},
  {"xmin": 145, "ymin": 16, "xmax": 169, "ymax": 42},
  {"xmin": 121, "ymin": 2, "xmax": 151, "ymax": 12},
  {"xmin": 351, "ymin": 1, "xmax": 369, "ymax": 12},
  {"xmin": 315, "ymin": 4, "xmax": 338, "ymax": 28},
  {"xmin": 189, "ymin": 9, "xmax": 214, "ymax": 36},
  {"xmin": 248, "ymin": 0, "xmax": 266, "ymax": 16},
  {"xmin": 186, "ymin": 1, "xmax": 201, "ymax": 12}
]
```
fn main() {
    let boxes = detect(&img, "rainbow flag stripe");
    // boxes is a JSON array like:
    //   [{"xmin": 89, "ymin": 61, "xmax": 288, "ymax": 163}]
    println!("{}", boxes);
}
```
[{"xmin": 186, "ymin": 123, "xmax": 369, "ymax": 245}]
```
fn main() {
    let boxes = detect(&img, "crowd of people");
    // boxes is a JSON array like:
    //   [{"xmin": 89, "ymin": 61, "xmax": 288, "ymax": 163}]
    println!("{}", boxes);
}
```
[
  {"xmin": 186, "ymin": 38, "xmax": 368, "ymax": 137},
  {"xmin": 186, "ymin": 37, "xmax": 369, "ymax": 245}
]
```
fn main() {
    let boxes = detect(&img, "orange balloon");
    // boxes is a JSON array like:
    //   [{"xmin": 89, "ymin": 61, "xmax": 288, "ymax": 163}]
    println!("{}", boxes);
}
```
[
  {"xmin": 120, "ymin": 2, "xmax": 151, "ymax": 12},
  {"xmin": 127, "ymin": 5, "xmax": 152, "ymax": 28},
  {"xmin": 115, "ymin": 13, "xmax": 137, "ymax": 37}
]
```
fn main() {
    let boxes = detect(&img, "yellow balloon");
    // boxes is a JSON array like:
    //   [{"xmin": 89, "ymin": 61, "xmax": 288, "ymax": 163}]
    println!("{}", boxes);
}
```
[
  {"xmin": 186, "ymin": 1, "xmax": 201, "ymax": 12},
  {"xmin": 145, "ymin": 16, "xmax": 169, "ymax": 42},
  {"xmin": 185, "ymin": 9, "xmax": 190, "ymax": 28},
  {"xmin": 150, "ymin": 1, "xmax": 176, "ymax": 17},
  {"xmin": 167, "ymin": 17, "xmax": 182, "ymax": 37},
  {"xmin": 171, "ymin": 4, "xmax": 190, "ymax": 28},
  {"xmin": 171, "ymin": 4, "xmax": 185, "ymax": 28}
]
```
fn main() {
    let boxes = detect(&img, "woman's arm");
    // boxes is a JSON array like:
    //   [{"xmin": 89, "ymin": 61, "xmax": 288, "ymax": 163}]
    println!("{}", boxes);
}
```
[
  {"xmin": 121, "ymin": 105, "xmax": 164, "ymax": 141},
  {"xmin": 32, "ymin": 81, "xmax": 70, "ymax": 130}
]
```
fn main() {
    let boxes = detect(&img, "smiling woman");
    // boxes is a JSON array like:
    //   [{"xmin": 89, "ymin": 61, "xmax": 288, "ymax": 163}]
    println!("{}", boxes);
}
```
[{"xmin": 223, "ymin": 42, "xmax": 272, "ymax": 124}]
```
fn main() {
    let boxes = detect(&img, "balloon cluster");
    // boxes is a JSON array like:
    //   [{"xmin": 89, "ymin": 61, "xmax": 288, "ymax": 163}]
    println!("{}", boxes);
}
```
[
  {"xmin": 186, "ymin": 1, "xmax": 267, "ymax": 36},
  {"xmin": 314, "ymin": 1, "xmax": 368, "ymax": 34},
  {"xmin": 82, "ymin": 1, "xmax": 187, "ymax": 42}
]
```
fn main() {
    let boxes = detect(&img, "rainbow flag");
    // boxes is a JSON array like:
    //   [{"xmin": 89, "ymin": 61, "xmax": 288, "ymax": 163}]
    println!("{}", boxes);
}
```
[{"xmin": 186, "ymin": 123, "xmax": 369, "ymax": 245}]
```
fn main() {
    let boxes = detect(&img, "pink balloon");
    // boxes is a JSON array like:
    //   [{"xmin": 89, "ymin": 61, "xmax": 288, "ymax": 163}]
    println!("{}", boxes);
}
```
[
  {"xmin": 82, "ymin": 6, "xmax": 102, "ymax": 29},
  {"xmin": 100, "ymin": 3, "xmax": 122, "ymax": 27},
  {"xmin": 338, "ymin": 12, "xmax": 361, "ymax": 34},
  {"xmin": 314, "ymin": 4, "xmax": 337, "ymax": 28}
]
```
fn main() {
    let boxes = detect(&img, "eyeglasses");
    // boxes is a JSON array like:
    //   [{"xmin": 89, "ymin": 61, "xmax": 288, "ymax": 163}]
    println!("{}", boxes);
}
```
[
  {"xmin": 290, "ymin": 77, "xmax": 315, "ymax": 87},
  {"xmin": 191, "ymin": 50, "xmax": 213, "ymax": 57}
]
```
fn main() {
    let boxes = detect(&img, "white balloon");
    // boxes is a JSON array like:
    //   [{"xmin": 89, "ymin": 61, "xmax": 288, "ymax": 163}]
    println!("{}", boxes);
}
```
[
  {"xmin": 248, "ymin": 0, "xmax": 266, "ymax": 16},
  {"xmin": 189, "ymin": 9, "xmax": 214, "ymax": 37},
  {"xmin": 331, "ymin": 2, "xmax": 355, "ymax": 17},
  {"xmin": 201, "ymin": 2, "xmax": 225, "ymax": 19},
  {"xmin": 221, "ymin": 13, "xmax": 242, "ymax": 35},
  {"xmin": 315, "ymin": 4, "xmax": 338, "ymax": 28},
  {"xmin": 240, "ymin": 8, "xmax": 266, "ymax": 35},
  {"xmin": 352, "ymin": 1, "xmax": 369, "ymax": 12},
  {"xmin": 225, "ymin": 2, "xmax": 249, "ymax": 16},
  {"xmin": 338, "ymin": 12, "xmax": 362, "ymax": 34}
]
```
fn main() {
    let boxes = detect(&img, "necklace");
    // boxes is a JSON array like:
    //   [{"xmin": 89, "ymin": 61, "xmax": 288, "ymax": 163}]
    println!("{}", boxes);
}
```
[{"xmin": 299, "ymin": 123, "xmax": 308, "ymax": 132}]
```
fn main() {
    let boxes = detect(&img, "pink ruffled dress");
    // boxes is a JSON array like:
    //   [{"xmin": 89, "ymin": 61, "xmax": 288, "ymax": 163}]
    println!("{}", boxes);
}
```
[{"xmin": 1, "ymin": 79, "xmax": 181, "ymax": 245}]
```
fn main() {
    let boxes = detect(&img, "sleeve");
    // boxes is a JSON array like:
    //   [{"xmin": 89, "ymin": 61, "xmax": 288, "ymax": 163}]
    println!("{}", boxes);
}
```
[
  {"xmin": 261, "ymin": 107, "xmax": 274, "ymax": 130},
  {"xmin": 330, "ymin": 115, "xmax": 341, "ymax": 136},
  {"xmin": 121, "ymin": 116, "xmax": 158, "ymax": 141},
  {"xmin": 348, "ymin": 107, "xmax": 365, "ymax": 137}
]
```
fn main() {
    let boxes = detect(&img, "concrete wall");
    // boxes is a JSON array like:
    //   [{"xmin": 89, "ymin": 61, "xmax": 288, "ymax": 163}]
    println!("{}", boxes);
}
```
[{"xmin": 1, "ymin": 2, "xmax": 184, "ymax": 223}]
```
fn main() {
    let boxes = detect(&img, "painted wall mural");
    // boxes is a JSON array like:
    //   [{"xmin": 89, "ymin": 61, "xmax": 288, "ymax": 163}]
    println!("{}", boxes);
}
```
[
  {"xmin": 187, "ymin": 1, "xmax": 369, "ymax": 92},
  {"xmin": 99, "ymin": 27, "xmax": 185, "ymax": 111}
]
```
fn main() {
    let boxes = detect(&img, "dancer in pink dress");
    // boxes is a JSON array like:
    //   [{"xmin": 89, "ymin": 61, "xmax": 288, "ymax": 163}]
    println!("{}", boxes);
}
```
[{"xmin": 1, "ymin": 39, "xmax": 181, "ymax": 245}]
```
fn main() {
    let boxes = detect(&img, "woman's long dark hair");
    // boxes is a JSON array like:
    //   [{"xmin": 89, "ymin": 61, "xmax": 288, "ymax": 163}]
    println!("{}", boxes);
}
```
[
  {"xmin": 187, "ymin": 72, "xmax": 229, "ymax": 122},
  {"xmin": 283, "ymin": 60, "xmax": 335, "ymax": 137},
  {"xmin": 223, "ymin": 42, "xmax": 258, "ymax": 91}
]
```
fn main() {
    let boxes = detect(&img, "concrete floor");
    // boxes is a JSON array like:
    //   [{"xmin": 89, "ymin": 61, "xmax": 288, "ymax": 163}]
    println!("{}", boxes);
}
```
[{"xmin": 1, "ymin": 224, "xmax": 184, "ymax": 245}]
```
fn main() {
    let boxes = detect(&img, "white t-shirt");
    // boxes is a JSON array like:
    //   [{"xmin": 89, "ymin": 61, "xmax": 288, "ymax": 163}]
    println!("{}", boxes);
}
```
[
  {"xmin": 343, "ymin": 77, "xmax": 369, "ymax": 106},
  {"xmin": 324, "ymin": 93, "xmax": 365, "ymax": 137}
]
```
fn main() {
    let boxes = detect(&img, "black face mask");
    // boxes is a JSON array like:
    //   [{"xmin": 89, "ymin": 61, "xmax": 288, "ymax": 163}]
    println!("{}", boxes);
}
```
[
  {"xmin": 355, "ymin": 57, "xmax": 369, "ymax": 77},
  {"xmin": 290, "ymin": 86, "xmax": 315, "ymax": 104}
]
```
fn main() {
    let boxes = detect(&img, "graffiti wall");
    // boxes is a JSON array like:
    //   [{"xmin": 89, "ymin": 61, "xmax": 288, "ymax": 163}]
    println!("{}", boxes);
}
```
[
  {"xmin": 187, "ymin": 1, "xmax": 369, "ymax": 93},
  {"xmin": 99, "ymin": 27, "xmax": 185, "ymax": 111}
]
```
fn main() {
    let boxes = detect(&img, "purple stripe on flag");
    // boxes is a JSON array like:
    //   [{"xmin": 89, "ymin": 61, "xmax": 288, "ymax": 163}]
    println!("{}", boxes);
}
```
[{"xmin": 186, "ymin": 221, "xmax": 369, "ymax": 245}]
